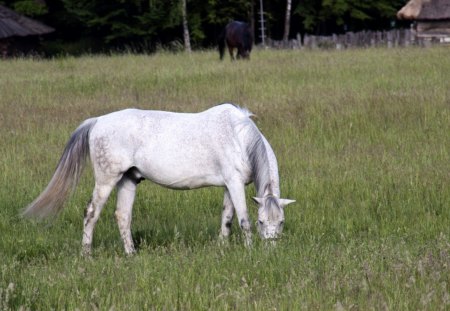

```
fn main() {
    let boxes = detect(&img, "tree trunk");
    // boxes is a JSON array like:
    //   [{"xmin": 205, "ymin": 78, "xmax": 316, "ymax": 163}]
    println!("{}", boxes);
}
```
[
  {"xmin": 250, "ymin": 0, "xmax": 255, "ymax": 44},
  {"xmin": 181, "ymin": 0, "xmax": 191, "ymax": 52},
  {"xmin": 283, "ymin": 0, "xmax": 292, "ymax": 43},
  {"xmin": 259, "ymin": 0, "xmax": 266, "ymax": 46}
]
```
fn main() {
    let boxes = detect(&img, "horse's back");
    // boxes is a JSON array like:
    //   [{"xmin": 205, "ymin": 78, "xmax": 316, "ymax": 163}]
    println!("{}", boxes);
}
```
[
  {"xmin": 227, "ymin": 21, "xmax": 249, "ymax": 30},
  {"xmin": 91, "ymin": 104, "xmax": 250, "ymax": 138}
]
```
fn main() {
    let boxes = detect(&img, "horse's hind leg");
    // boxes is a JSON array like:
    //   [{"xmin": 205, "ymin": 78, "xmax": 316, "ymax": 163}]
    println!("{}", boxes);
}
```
[
  {"xmin": 115, "ymin": 175, "xmax": 138, "ymax": 255},
  {"xmin": 220, "ymin": 189, "xmax": 234, "ymax": 240},
  {"xmin": 82, "ymin": 177, "xmax": 119, "ymax": 256}
]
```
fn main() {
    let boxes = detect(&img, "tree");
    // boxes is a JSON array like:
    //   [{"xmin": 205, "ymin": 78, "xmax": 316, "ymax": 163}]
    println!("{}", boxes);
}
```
[
  {"xmin": 60, "ymin": 0, "xmax": 182, "ymax": 50},
  {"xmin": 181, "ymin": 0, "xmax": 191, "ymax": 52},
  {"xmin": 283, "ymin": 0, "xmax": 292, "ymax": 42},
  {"xmin": 294, "ymin": 0, "xmax": 405, "ymax": 35}
]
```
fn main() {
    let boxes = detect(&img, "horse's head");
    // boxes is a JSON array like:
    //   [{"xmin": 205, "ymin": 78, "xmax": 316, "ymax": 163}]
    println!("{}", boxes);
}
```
[
  {"xmin": 239, "ymin": 49, "xmax": 251, "ymax": 59},
  {"xmin": 253, "ymin": 195, "xmax": 295, "ymax": 240},
  {"xmin": 240, "ymin": 26, "xmax": 253, "ymax": 59}
]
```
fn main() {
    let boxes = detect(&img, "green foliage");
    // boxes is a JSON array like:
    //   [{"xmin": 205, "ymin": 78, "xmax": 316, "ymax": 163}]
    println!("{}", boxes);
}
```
[
  {"xmin": 11, "ymin": 0, "xmax": 47, "ymax": 16},
  {"xmin": 295, "ymin": 0, "xmax": 405, "ymax": 33},
  {"xmin": 204, "ymin": 0, "xmax": 252, "ymax": 24},
  {"xmin": 59, "ymin": 0, "xmax": 183, "ymax": 46},
  {"xmin": 1, "ymin": 47, "xmax": 449, "ymax": 309},
  {"xmin": 187, "ymin": 12, "xmax": 206, "ymax": 43}
]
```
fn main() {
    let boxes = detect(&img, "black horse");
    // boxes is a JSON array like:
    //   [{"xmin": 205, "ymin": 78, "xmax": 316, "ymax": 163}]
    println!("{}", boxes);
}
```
[{"xmin": 218, "ymin": 21, "xmax": 253, "ymax": 61}]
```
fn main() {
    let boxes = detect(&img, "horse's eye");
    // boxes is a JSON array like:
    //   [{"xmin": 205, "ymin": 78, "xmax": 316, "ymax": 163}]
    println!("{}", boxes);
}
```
[
  {"xmin": 258, "ymin": 220, "xmax": 264, "ymax": 226},
  {"xmin": 279, "ymin": 221, "xmax": 285, "ymax": 226}
]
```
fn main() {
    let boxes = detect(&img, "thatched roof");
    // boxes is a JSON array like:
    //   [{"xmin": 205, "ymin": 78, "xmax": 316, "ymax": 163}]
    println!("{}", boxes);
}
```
[
  {"xmin": 397, "ymin": 0, "xmax": 450, "ymax": 20},
  {"xmin": 419, "ymin": 0, "xmax": 450, "ymax": 20},
  {"xmin": 0, "ymin": 5, "xmax": 54, "ymax": 39},
  {"xmin": 397, "ymin": 0, "xmax": 429, "ymax": 20}
]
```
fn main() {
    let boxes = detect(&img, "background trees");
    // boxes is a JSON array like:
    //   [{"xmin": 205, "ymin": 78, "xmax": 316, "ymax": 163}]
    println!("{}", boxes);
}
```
[
  {"xmin": 295, "ymin": 0, "xmax": 405, "ymax": 35},
  {"xmin": 0, "ymin": 0, "xmax": 407, "ymax": 54}
]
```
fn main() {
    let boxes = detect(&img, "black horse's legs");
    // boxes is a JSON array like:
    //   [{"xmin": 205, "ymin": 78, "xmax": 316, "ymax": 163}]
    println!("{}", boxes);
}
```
[
  {"xmin": 228, "ymin": 46, "xmax": 235, "ymax": 61},
  {"xmin": 238, "ymin": 47, "xmax": 246, "ymax": 59}
]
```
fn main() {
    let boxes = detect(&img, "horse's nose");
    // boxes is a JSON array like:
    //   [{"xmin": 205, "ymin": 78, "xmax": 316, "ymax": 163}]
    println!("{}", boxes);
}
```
[{"xmin": 263, "ymin": 227, "xmax": 279, "ymax": 239}]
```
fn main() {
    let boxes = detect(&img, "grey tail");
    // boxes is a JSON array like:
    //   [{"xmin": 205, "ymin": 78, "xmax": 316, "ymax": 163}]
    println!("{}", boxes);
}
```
[{"xmin": 22, "ymin": 118, "xmax": 97, "ymax": 219}]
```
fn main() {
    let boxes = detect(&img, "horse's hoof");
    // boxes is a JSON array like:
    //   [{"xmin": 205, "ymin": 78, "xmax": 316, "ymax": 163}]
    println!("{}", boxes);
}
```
[{"xmin": 81, "ymin": 245, "xmax": 92, "ymax": 258}]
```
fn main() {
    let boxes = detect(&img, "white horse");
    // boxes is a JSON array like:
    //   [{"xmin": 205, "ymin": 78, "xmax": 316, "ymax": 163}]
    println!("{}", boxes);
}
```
[{"xmin": 23, "ymin": 104, "xmax": 295, "ymax": 255}]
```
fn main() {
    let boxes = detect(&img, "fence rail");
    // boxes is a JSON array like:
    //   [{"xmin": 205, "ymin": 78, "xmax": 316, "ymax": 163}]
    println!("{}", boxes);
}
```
[{"xmin": 266, "ymin": 29, "xmax": 448, "ymax": 50}]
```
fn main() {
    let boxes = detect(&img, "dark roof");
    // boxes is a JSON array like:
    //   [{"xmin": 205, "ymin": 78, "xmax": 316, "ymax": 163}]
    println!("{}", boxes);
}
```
[
  {"xmin": 0, "ymin": 5, "xmax": 54, "ymax": 39},
  {"xmin": 418, "ymin": 0, "xmax": 450, "ymax": 20}
]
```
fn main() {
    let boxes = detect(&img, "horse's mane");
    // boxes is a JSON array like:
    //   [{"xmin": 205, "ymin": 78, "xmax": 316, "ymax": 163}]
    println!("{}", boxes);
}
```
[
  {"xmin": 265, "ymin": 194, "xmax": 282, "ymax": 216},
  {"xmin": 246, "ymin": 132, "xmax": 272, "ymax": 196},
  {"xmin": 233, "ymin": 107, "xmax": 271, "ymax": 196}
]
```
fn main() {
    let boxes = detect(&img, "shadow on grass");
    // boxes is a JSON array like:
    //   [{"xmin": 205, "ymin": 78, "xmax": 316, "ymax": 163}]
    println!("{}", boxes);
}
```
[{"xmin": 131, "ymin": 223, "xmax": 221, "ymax": 251}]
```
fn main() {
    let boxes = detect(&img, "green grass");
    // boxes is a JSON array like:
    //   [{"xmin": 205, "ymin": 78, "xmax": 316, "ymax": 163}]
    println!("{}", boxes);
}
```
[{"xmin": 1, "ymin": 48, "xmax": 449, "ymax": 310}]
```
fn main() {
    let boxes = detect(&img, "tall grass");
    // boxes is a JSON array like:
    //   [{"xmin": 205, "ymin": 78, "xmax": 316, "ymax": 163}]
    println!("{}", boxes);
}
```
[{"xmin": 1, "ymin": 48, "xmax": 449, "ymax": 310}]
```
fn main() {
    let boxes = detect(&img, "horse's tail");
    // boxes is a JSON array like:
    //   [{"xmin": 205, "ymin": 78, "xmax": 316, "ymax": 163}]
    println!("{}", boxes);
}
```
[
  {"xmin": 22, "ymin": 118, "xmax": 97, "ymax": 219},
  {"xmin": 218, "ymin": 27, "xmax": 226, "ymax": 60}
]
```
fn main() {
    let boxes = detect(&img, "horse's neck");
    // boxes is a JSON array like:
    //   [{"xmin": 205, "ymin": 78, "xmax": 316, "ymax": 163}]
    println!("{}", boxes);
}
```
[{"xmin": 252, "ymin": 134, "xmax": 280, "ymax": 198}]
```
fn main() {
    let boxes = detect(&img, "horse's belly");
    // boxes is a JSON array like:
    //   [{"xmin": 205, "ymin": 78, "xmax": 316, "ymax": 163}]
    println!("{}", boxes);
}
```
[
  {"xmin": 132, "ymin": 146, "xmax": 223, "ymax": 188},
  {"xmin": 159, "ymin": 174, "xmax": 224, "ymax": 189},
  {"xmin": 139, "ymin": 165, "xmax": 225, "ymax": 189}
]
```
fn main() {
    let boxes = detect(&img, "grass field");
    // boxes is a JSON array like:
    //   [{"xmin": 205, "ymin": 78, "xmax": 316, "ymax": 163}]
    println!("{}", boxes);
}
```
[{"xmin": 0, "ymin": 47, "xmax": 449, "ymax": 310}]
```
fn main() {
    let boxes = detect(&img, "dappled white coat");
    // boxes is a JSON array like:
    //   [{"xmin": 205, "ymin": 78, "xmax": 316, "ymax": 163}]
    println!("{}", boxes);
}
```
[{"xmin": 24, "ymin": 104, "xmax": 295, "ymax": 255}]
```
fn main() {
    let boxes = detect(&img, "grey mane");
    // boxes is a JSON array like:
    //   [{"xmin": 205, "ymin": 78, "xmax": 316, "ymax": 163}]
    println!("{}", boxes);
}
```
[
  {"xmin": 241, "ymin": 117, "xmax": 273, "ymax": 196},
  {"xmin": 226, "ymin": 104, "xmax": 272, "ymax": 196}
]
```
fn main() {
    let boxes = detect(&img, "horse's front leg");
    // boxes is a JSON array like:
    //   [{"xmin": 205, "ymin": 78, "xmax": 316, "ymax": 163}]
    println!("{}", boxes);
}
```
[
  {"xmin": 115, "ymin": 176, "xmax": 138, "ymax": 255},
  {"xmin": 219, "ymin": 189, "xmax": 234, "ymax": 241},
  {"xmin": 226, "ymin": 181, "xmax": 252, "ymax": 247},
  {"xmin": 228, "ymin": 46, "xmax": 235, "ymax": 61}
]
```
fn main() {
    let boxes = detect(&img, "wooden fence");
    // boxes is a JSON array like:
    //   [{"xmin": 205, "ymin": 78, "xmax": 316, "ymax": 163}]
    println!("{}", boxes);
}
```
[{"xmin": 266, "ymin": 29, "xmax": 446, "ymax": 50}]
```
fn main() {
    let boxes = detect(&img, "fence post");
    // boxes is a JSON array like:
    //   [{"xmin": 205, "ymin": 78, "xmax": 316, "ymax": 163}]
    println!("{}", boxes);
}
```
[
  {"xmin": 404, "ymin": 29, "xmax": 411, "ymax": 47},
  {"xmin": 387, "ymin": 31, "xmax": 393, "ymax": 48},
  {"xmin": 310, "ymin": 36, "xmax": 317, "ymax": 49},
  {"xmin": 296, "ymin": 33, "xmax": 302, "ymax": 49}
]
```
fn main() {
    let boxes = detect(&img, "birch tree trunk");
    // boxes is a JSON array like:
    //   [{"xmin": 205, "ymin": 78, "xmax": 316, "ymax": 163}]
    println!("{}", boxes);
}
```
[
  {"xmin": 250, "ymin": 0, "xmax": 255, "ymax": 44},
  {"xmin": 283, "ymin": 0, "xmax": 292, "ymax": 43},
  {"xmin": 181, "ymin": 0, "xmax": 191, "ymax": 52}
]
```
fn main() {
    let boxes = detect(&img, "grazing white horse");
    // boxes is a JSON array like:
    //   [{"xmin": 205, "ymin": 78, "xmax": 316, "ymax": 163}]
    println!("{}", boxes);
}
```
[{"xmin": 23, "ymin": 104, "xmax": 295, "ymax": 255}]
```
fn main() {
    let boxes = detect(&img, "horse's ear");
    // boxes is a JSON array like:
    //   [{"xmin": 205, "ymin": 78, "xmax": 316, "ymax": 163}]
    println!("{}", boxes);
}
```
[
  {"xmin": 252, "ymin": 197, "xmax": 263, "ymax": 205},
  {"xmin": 279, "ymin": 199, "xmax": 296, "ymax": 208}
]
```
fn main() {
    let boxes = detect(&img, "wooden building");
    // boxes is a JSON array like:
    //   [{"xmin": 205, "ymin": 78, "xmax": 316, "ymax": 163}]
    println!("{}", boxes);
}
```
[
  {"xmin": 397, "ymin": 0, "xmax": 450, "ymax": 41},
  {"xmin": 0, "ymin": 5, "xmax": 54, "ymax": 57}
]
